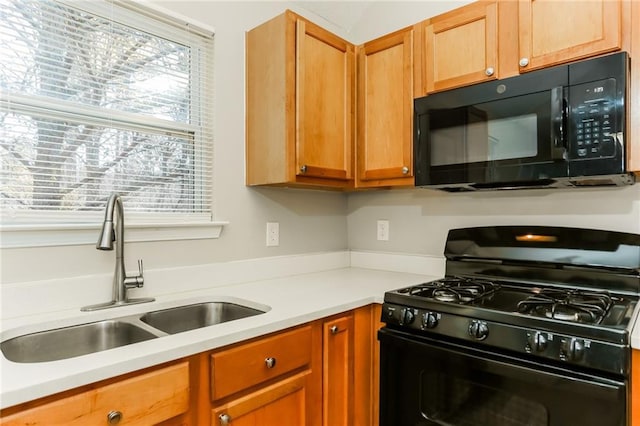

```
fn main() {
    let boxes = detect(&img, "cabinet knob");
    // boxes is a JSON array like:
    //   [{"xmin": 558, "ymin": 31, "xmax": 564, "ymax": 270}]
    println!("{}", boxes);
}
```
[
  {"xmin": 330, "ymin": 325, "xmax": 339, "ymax": 334},
  {"xmin": 519, "ymin": 57, "xmax": 529, "ymax": 67},
  {"xmin": 401, "ymin": 166, "xmax": 409, "ymax": 175},
  {"xmin": 300, "ymin": 165, "xmax": 307, "ymax": 173},
  {"xmin": 219, "ymin": 413, "xmax": 231, "ymax": 425},
  {"xmin": 107, "ymin": 411, "xmax": 123, "ymax": 425},
  {"xmin": 485, "ymin": 67, "xmax": 494, "ymax": 76},
  {"xmin": 265, "ymin": 357, "xmax": 277, "ymax": 368}
]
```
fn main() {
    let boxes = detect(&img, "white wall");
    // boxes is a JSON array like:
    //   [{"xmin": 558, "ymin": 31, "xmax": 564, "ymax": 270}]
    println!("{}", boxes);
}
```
[
  {"xmin": 348, "ymin": 1, "xmax": 473, "ymax": 44},
  {"xmin": 2, "ymin": 0, "xmax": 638, "ymax": 287},
  {"xmin": 347, "ymin": 186, "xmax": 640, "ymax": 257},
  {"xmin": 0, "ymin": 1, "xmax": 356, "ymax": 285},
  {"xmin": 346, "ymin": 2, "xmax": 640, "ymax": 257}
]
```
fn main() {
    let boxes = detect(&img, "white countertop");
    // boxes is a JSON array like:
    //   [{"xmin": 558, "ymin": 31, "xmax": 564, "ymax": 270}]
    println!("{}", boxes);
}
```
[
  {"xmin": 0, "ymin": 267, "xmax": 434, "ymax": 409},
  {"xmin": 3, "ymin": 261, "xmax": 640, "ymax": 410}
]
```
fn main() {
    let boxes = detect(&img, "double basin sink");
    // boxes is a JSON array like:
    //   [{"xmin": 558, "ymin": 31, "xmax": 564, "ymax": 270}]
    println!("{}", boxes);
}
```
[{"xmin": 1, "ymin": 301, "xmax": 267, "ymax": 363}]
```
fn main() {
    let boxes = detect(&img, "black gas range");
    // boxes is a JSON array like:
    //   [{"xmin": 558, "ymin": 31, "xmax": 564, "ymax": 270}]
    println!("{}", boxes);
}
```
[{"xmin": 379, "ymin": 226, "xmax": 640, "ymax": 426}]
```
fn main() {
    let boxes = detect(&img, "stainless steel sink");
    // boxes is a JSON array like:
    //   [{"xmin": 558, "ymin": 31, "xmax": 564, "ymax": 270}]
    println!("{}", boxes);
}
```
[
  {"xmin": 140, "ymin": 302, "xmax": 265, "ymax": 334},
  {"xmin": 1, "ymin": 320, "xmax": 157, "ymax": 363},
  {"xmin": 1, "ymin": 300, "xmax": 268, "ymax": 363}
]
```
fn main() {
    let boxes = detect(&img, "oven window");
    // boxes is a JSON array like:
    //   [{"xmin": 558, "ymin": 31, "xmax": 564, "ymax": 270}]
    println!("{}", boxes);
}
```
[{"xmin": 421, "ymin": 372, "xmax": 548, "ymax": 426}]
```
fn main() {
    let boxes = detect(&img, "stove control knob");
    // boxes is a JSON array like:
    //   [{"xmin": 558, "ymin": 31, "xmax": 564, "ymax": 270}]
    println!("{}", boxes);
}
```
[
  {"xmin": 568, "ymin": 338, "xmax": 585, "ymax": 361},
  {"xmin": 468, "ymin": 320, "xmax": 489, "ymax": 340},
  {"xmin": 421, "ymin": 312, "xmax": 439, "ymax": 329},
  {"xmin": 560, "ymin": 338, "xmax": 585, "ymax": 362},
  {"xmin": 400, "ymin": 308, "xmax": 415, "ymax": 326},
  {"xmin": 527, "ymin": 332, "xmax": 548, "ymax": 352}
]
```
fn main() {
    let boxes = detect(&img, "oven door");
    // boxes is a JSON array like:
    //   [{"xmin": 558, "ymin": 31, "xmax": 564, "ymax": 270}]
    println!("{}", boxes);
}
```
[{"xmin": 379, "ymin": 328, "xmax": 626, "ymax": 426}]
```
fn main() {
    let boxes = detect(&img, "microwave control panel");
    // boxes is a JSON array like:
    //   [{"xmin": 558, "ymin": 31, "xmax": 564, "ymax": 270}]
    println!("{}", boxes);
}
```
[{"xmin": 569, "ymin": 78, "xmax": 619, "ymax": 160}]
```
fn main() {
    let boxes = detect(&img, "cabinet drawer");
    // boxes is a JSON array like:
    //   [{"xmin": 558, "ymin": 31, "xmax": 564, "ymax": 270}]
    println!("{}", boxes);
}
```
[
  {"xmin": 211, "ymin": 325, "xmax": 312, "ymax": 401},
  {"xmin": 1, "ymin": 362, "xmax": 190, "ymax": 426}
]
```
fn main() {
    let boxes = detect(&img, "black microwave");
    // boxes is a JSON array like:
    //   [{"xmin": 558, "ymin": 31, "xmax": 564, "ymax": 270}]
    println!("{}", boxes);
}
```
[{"xmin": 414, "ymin": 52, "xmax": 634, "ymax": 191}]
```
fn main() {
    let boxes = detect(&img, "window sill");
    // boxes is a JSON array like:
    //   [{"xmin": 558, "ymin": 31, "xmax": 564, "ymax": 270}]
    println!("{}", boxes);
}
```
[{"xmin": 0, "ymin": 221, "xmax": 229, "ymax": 248}]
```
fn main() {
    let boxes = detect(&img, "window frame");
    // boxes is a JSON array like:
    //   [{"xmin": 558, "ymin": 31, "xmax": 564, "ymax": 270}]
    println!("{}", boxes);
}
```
[{"xmin": 0, "ymin": 0, "xmax": 224, "ymax": 248}]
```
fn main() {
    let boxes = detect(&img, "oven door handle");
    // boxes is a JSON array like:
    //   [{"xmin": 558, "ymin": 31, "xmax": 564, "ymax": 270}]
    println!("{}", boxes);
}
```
[{"xmin": 551, "ymin": 86, "xmax": 568, "ymax": 161}]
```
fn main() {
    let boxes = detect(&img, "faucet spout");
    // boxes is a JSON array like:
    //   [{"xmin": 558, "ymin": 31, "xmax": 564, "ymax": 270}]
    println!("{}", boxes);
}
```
[{"xmin": 81, "ymin": 193, "xmax": 155, "ymax": 312}]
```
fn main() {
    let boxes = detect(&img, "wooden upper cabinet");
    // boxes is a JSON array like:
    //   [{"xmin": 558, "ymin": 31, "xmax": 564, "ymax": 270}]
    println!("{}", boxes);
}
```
[
  {"xmin": 422, "ymin": 0, "xmax": 498, "ymax": 94},
  {"xmin": 629, "ymin": 0, "xmax": 640, "ymax": 173},
  {"xmin": 356, "ymin": 27, "xmax": 414, "ymax": 188},
  {"xmin": 246, "ymin": 10, "xmax": 354, "ymax": 189},
  {"xmin": 296, "ymin": 20, "xmax": 354, "ymax": 183},
  {"xmin": 517, "ymin": 0, "xmax": 621, "ymax": 72}
]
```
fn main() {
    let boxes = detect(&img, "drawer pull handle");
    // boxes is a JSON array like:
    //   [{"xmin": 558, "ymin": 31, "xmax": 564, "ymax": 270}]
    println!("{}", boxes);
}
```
[
  {"xmin": 107, "ymin": 411, "xmax": 123, "ymax": 425},
  {"xmin": 219, "ymin": 413, "xmax": 231, "ymax": 425},
  {"xmin": 330, "ymin": 325, "xmax": 339, "ymax": 334},
  {"xmin": 265, "ymin": 357, "xmax": 277, "ymax": 368}
]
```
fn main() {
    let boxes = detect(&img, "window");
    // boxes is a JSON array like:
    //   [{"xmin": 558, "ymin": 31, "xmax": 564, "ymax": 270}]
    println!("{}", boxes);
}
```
[{"xmin": 0, "ymin": 0, "xmax": 218, "ymax": 246}]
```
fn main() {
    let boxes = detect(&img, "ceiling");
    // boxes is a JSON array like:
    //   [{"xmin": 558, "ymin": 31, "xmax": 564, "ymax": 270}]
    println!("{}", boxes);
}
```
[{"xmin": 290, "ymin": 1, "xmax": 373, "ymax": 35}]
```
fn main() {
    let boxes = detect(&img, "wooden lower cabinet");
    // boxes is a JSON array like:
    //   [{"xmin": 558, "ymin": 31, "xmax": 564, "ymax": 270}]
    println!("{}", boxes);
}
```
[
  {"xmin": 353, "ymin": 304, "xmax": 382, "ymax": 426},
  {"xmin": 212, "ymin": 372, "xmax": 311, "ymax": 426},
  {"xmin": 322, "ymin": 313, "xmax": 355, "ymax": 426},
  {"xmin": 210, "ymin": 324, "xmax": 322, "ymax": 426},
  {"xmin": 0, "ymin": 305, "xmax": 382, "ymax": 426},
  {"xmin": 0, "ymin": 361, "xmax": 191, "ymax": 426},
  {"xmin": 632, "ymin": 350, "xmax": 640, "ymax": 425},
  {"xmin": 209, "ymin": 306, "xmax": 379, "ymax": 426}
]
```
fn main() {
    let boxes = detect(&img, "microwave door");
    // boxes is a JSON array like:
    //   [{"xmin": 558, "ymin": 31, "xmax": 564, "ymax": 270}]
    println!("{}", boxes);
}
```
[{"xmin": 419, "ymin": 90, "xmax": 569, "ymax": 188}]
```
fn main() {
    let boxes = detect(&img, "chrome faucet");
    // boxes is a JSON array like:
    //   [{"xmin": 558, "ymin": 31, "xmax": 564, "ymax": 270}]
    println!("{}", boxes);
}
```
[{"xmin": 81, "ymin": 193, "xmax": 154, "ymax": 311}]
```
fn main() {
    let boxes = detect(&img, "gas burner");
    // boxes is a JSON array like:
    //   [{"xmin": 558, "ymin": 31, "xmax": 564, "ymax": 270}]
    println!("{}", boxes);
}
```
[
  {"xmin": 516, "ymin": 289, "xmax": 613, "ymax": 324},
  {"xmin": 406, "ymin": 277, "xmax": 501, "ymax": 304}
]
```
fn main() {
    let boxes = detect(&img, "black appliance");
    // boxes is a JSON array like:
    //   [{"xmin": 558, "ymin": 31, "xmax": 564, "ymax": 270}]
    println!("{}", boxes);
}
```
[
  {"xmin": 414, "ymin": 52, "xmax": 634, "ymax": 191},
  {"xmin": 379, "ymin": 225, "xmax": 640, "ymax": 426}
]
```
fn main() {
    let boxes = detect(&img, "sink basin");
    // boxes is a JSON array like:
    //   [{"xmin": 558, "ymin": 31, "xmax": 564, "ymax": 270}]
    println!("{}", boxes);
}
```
[
  {"xmin": 1, "ymin": 300, "xmax": 268, "ymax": 363},
  {"xmin": 140, "ymin": 302, "xmax": 266, "ymax": 334},
  {"xmin": 1, "ymin": 320, "xmax": 157, "ymax": 363}
]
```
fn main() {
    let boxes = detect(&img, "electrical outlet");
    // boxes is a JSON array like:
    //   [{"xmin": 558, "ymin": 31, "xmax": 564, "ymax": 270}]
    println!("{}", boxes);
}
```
[
  {"xmin": 266, "ymin": 222, "xmax": 279, "ymax": 246},
  {"xmin": 377, "ymin": 220, "xmax": 389, "ymax": 241}
]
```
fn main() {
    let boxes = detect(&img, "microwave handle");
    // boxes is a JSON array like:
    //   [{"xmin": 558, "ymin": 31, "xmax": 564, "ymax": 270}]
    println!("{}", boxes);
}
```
[{"xmin": 550, "ymin": 86, "xmax": 568, "ymax": 160}]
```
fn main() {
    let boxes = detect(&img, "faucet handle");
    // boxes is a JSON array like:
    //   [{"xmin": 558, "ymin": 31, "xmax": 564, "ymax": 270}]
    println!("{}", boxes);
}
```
[
  {"xmin": 137, "ymin": 259, "xmax": 144, "ymax": 277},
  {"xmin": 124, "ymin": 259, "xmax": 144, "ymax": 288}
]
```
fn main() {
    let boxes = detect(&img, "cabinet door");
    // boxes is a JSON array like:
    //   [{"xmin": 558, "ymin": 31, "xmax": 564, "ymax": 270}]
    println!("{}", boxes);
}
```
[
  {"xmin": 296, "ymin": 19, "xmax": 354, "ymax": 182},
  {"xmin": 633, "ymin": 350, "xmax": 640, "ymax": 425},
  {"xmin": 357, "ymin": 28, "xmax": 414, "ymax": 188},
  {"xmin": 323, "ymin": 314, "xmax": 354, "ymax": 426},
  {"xmin": 423, "ymin": 0, "xmax": 498, "ymax": 93},
  {"xmin": 518, "ymin": 0, "xmax": 621, "ymax": 72},
  {"xmin": 353, "ymin": 304, "xmax": 383, "ymax": 426},
  {"xmin": 212, "ymin": 373, "xmax": 308, "ymax": 426}
]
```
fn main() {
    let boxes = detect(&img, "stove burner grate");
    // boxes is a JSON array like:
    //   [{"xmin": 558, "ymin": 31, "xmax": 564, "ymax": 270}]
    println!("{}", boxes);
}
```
[
  {"xmin": 402, "ymin": 276, "xmax": 501, "ymax": 304},
  {"xmin": 516, "ymin": 289, "xmax": 613, "ymax": 324}
]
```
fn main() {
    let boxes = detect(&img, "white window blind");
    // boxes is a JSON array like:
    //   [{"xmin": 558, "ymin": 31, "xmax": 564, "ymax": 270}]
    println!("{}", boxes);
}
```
[{"xmin": 0, "ymin": 0, "xmax": 215, "ymax": 229}]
